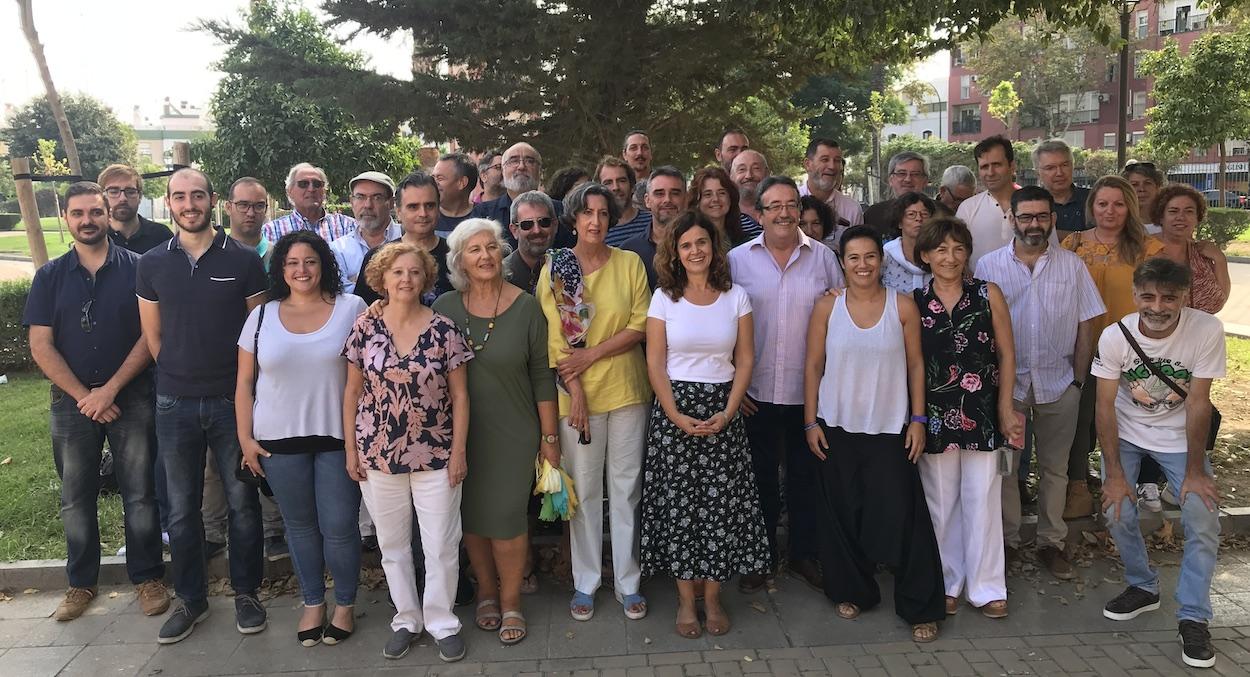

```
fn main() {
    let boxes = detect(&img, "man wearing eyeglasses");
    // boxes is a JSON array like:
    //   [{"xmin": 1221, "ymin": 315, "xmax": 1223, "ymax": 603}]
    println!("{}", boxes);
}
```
[
  {"xmin": 1034, "ymin": 139, "xmax": 1091, "ymax": 241},
  {"xmin": 98, "ymin": 164, "xmax": 174, "ymax": 254},
  {"xmin": 330, "ymin": 172, "xmax": 401, "ymax": 293},
  {"xmin": 24, "ymin": 181, "xmax": 170, "ymax": 622},
  {"xmin": 433, "ymin": 153, "xmax": 479, "ymax": 237},
  {"xmin": 862, "ymin": 151, "xmax": 930, "ymax": 239},
  {"xmin": 261, "ymin": 162, "xmax": 358, "ymax": 244},
  {"xmin": 473, "ymin": 142, "xmax": 568, "ymax": 249},
  {"xmin": 503, "ymin": 191, "xmax": 558, "ymax": 294},
  {"xmin": 473, "ymin": 151, "xmax": 505, "ymax": 205},
  {"xmin": 223, "ymin": 177, "xmax": 273, "ymax": 269}
]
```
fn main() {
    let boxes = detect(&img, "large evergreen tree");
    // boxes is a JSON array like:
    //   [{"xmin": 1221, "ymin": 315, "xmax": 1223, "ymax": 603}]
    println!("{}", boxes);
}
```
[{"xmin": 2, "ymin": 94, "xmax": 136, "ymax": 181}]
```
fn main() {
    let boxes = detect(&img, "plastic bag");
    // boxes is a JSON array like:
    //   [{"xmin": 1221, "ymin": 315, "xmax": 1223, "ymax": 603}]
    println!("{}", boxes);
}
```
[{"xmin": 533, "ymin": 457, "xmax": 579, "ymax": 521}]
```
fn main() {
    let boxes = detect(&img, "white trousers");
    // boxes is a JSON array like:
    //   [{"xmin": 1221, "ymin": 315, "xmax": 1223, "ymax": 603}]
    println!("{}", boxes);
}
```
[
  {"xmin": 560, "ymin": 403, "xmax": 647, "ymax": 598},
  {"xmin": 360, "ymin": 469, "xmax": 463, "ymax": 639},
  {"xmin": 919, "ymin": 449, "xmax": 1006, "ymax": 606}
]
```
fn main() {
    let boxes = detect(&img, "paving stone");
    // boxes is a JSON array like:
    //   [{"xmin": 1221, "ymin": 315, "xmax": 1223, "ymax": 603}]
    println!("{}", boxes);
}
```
[
  {"xmin": 880, "ymin": 653, "xmax": 919, "ymax": 676},
  {"xmin": 624, "ymin": 667, "xmax": 656, "ymax": 677},
  {"xmin": 1024, "ymin": 634, "xmax": 1080, "ymax": 647},
  {"xmin": 0, "ymin": 646, "xmax": 81, "ymax": 677},
  {"xmin": 648, "ymin": 651, "xmax": 703, "ymax": 666},
  {"xmin": 810, "ymin": 644, "xmax": 865, "ymax": 657},
  {"xmin": 1084, "ymin": 656, "xmax": 1133, "ymax": 677},
  {"xmin": 820, "ymin": 657, "xmax": 859, "ymax": 676},
  {"xmin": 1044, "ymin": 646, "xmax": 1091, "ymax": 672},
  {"xmin": 652, "ymin": 666, "xmax": 683, "ymax": 677},
  {"xmin": 595, "ymin": 655, "xmax": 649, "ymax": 668},
  {"xmin": 764, "ymin": 658, "xmax": 800, "ymax": 676},
  {"xmin": 933, "ymin": 650, "xmax": 975, "ymax": 675},
  {"xmin": 543, "ymin": 658, "xmax": 597, "ymax": 671},
  {"xmin": 709, "ymin": 661, "xmax": 742, "ymax": 676},
  {"xmin": 684, "ymin": 665, "xmax": 712, "ymax": 676},
  {"xmin": 905, "ymin": 651, "xmax": 937, "ymax": 666},
  {"xmin": 757, "ymin": 647, "xmax": 813, "ymax": 659},
  {"xmin": 959, "ymin": 650, "xmax": 992, "ymax": 663},
  {"xmin": 851, "ymin": 654, "xmax": 882, "ymax": 668}
]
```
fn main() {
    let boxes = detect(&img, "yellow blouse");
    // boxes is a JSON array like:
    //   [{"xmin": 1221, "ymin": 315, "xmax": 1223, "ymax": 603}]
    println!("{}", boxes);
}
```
[
  {"xmin": 1060, "ymin": 231, "xmax": 1165, "ymax": 336},
  {"xmin": 537, "ymin": 248, "xmax": 652, "ymax": 417}
]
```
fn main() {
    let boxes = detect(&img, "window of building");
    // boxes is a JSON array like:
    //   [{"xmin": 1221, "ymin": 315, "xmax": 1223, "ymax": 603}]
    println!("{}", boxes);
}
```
[
  {"xmin": 1132, "ymin": 91, "xmax": 1148, "ymax": 119},
  {"xmin": 1136, "ymin": 10, "xmax": 1149, "ymax": 39},
  {"xmin": 1104, "ymin": 133, "xmax": 1116, "ymax": 149},
  {"xmin": 1133, "ymin": 51, "xmax": 1144, "ymax": 78},
  {"xmin": 954, "ymin": 104, "xmax": 981, "ymax": 135},
  {"xmin": 960, "ymin": 75, "xmax": 972, "ymax": 100},
  {"xmin": 1130, "ymin": 131, "xmax": 1145, "ymax": 146}
]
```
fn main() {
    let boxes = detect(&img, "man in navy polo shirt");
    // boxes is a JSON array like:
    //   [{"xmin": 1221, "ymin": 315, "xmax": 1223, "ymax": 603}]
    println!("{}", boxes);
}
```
[
  {"xmin": 24, "ymin": 182, "xmax": 170, "ymax": 622},
  {"xmin": 136, "ymin": 168, "xmax": 269, "ymax": 644}
]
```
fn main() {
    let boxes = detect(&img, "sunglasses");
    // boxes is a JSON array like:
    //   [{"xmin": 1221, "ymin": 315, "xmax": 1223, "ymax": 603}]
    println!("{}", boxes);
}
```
[
  {"xmin": 515, "ymin": 217, "xmax": 554, "ymax": 231},
  {"xmin": 296, "ymin": 179, "xmax": 326, "ymax": 189},
  {"xmin": 80, "ymin": 299, "xmax": 94, "ymax": 334}
]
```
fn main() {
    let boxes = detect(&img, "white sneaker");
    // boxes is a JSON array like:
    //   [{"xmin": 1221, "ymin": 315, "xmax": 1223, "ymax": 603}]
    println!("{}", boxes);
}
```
[
  {"xmin": 1160, "ymin": 485, "xmax": 1180, "ymax": 507},
  {"xmin": 116, "ymin": 545, "xmax": 127, "ymax": 557},
  {"xmin": 1138, "ymin": 483, "xmax": 1162, "ymax": 513}
]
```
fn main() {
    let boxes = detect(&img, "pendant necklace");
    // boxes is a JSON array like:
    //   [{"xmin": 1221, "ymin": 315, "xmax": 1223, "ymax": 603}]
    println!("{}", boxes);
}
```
[{"xmin": 464, "ymin": 283, "xmax": 502, "ymax": 352}]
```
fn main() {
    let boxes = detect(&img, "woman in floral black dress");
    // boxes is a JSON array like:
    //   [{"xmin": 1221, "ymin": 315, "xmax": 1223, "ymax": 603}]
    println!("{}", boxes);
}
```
[
  {"xmin": 639, "ymin": 212, "xmax": 769, "ymax": 639},
  {"xmin": 913, "ymin": 216, "xmax": 1022, "ymax": 619}
]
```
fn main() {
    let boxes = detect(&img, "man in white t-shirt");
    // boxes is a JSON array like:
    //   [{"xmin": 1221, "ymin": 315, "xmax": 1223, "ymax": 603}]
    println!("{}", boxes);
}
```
[{"xmin": 1091, "ymin": 257, "xmax": 1225, "ymax": 669}]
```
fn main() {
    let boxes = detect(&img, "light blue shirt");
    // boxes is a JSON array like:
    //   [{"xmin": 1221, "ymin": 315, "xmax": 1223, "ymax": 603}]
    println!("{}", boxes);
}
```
[{"xmin": 329, "ymin": 222, "xmax": 402, "ymax": 293}]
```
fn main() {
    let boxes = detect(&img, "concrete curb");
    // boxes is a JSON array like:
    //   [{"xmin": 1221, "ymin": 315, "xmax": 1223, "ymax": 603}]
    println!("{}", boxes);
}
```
[
  {"xmin": 0, "ymin": 253, "xmax": 33, "ymax": 263},
  {"xmin": 4, "ymin": 509, "xmax": 1250, "ymax": 591}
]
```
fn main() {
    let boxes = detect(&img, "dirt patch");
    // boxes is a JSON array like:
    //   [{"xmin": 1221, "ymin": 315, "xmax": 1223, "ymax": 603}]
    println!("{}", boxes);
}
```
[{"xmin": 1210, "ymin": 338, "xmax": 1250, "ymax": 506}]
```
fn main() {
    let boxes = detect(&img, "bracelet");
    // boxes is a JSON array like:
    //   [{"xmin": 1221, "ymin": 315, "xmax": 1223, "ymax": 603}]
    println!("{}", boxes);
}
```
[
  {"xmin": 803, "ymin": 422, "xmax": 820, "ymax": 432},
  {"xmin": 910, "ymin": 415, "xmax": 928, "ymax": 424}
]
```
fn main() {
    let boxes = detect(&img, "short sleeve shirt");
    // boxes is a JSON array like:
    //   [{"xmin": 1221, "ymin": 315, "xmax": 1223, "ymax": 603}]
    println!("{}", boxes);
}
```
[
  {"xmin": 109, "ymin": 215, "xmax": 174, "ymax": 254},
  {"xmin": 342, "ymin": 313, "xmax": 474, "ymax": 473},
  {"xmin": 647, "ymin": 284, "xmax": 752, "ymax": 383}
]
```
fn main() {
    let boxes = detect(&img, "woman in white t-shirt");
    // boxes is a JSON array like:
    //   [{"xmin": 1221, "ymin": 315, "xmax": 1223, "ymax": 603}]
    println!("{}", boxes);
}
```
[
  {"xmin": 638, "ymin": 211, "xmax": 769, "ymax": 640},
  {"xmin": 235, "ymin": 231, "xmax": 368, "ymax": 647}
]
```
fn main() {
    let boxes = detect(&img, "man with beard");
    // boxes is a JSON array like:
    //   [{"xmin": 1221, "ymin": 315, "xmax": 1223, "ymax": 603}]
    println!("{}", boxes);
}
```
[
  {"xmin": 433, "ymin": 153, "xmax": 478, "ymax": 237},
  {"xmin": 959, "ymin": 137, "xmax": 1050, "ymax": 270},
  {"xmin": 24, "ymin": 182, "xmax": 169, "ymax": 622},
  {"xmin": 1033, "ymin": 139, "xmax": 1091, "ymax": 240},
  {"xmin": 502, "ymin": 190, "xmax": 558, "ymax": 293},
  {"xmin": 622, "ymin": 129, "xmax": 653, "ymax": 179},
  {"xmin": 714, "ymin": 129, "xmax": 752, "ymax": 171},
  {"xmin": 621, "ymin": 166, "xmax": 686, "ymax": 289},
  {"xmin": 974, "ymin": 186, "xmax": 1104, "ymax": 583},
  {"xmin": 473, "ymin": 142, "xmax": 569, "ymax": 248},
  {"xmin": 936, "ymin": 165, "xmax": 977, "ymax": 216},
  {"xmin": 98, "ymin": 164, "xmax": 173, "ymax": 253},
  {"xmin": 356, "ymin": 171, "xmax": 453, "ymax": 307},
  {"xmin": 137, "ymin": 168, "xmax": 269, "ymax": 644},
  {"xmin": 863, "ymin": 151, "xmax": 930, "ymax": 239},
  {"xmin": 330, "ymin": 171, "xmax": 401, "ymax": 293},
  {"xmin": 261, "ymin": 163, "xmax": 357, "ymax": 243},
  {"xmin": 474, "ymin": 151, "xmax": 505, "ymax": 204},
  {"xmin": 798, "ymin": 138, "xmax": 863, "ymax": 228},
  {"xmin": 223, "ymin": 178, "xmax": 273, "ymax": 269},
  {"xmin": 1092, "ymin": 257, "xmax": 1224, "ymax": 669},
  {"xmin": 731, "ymin": 150, "xmax": 769, "ymax": 237},
  {"xmin": 596, "ymin": 156, "xmax": 649, "ymax": 247},
  {"xmin": 728, "ymin": 176, "xmax": 844, "ymax": 595}
]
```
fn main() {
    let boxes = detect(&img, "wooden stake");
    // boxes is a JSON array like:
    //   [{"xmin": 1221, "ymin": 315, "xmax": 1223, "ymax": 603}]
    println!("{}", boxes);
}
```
[{"xmin": 12, "ymin": 157, "xmax": 50, "ymax": 267}]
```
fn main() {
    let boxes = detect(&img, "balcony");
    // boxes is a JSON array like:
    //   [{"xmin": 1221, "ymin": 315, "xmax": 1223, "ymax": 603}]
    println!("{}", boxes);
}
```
[
  {"xmin": 1160, "ymin": 13, "xmax": 1209, "ymax": 34},
  {"xmin": 951, "ymin": 119, "xmax": 982, "ymax": 135}
]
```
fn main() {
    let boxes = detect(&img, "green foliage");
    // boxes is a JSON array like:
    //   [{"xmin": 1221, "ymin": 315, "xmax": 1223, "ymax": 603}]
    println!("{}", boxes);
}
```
[
  {"xmin": 987, "ymin": 79, "xmax": 1022, "ymax": 135},
  {"xmin": 0, "ymin": 158, "xmax": 16, "ymax": 201},
  {"xmin": 726, "ymin": 97, "xmax": 810, "ymax": 177},
  {"xmin": 35, "ymin": 139, "xmax": 70, "ymax": 176},
  {"xmin": 0, "ymin": 214, "xmax": 20, "ymax": 231},
  {"xmin": 138, "ymin": 161, "xmax": 169, "ymax": 200},
  {"xmin": 379, "ymin": 136, "xmax": 425, "ymax": 180},
  {"xmin": 1074, "ymin": 148, "xmax": 1119, "ymax": 180},
  {"xmin": 1200, "ymin": 208, "xmax": 1250, "ymax": 248},
  {"xmin": 792, "ymin": 69, "xmax": 887, "ymax": 157},
  {"xmin": 0, "ymin": 280, "xmax": 33, "ymax": 373},
  {"xmin": 878, "ymin": 136, "xmax": 975, "ymax": 188},
  {"xmin": 0, "ymin": 94, "xmax": 137, "ymax": 180},
  {"xmin": 193, "ymin": 0, "xmax": 398, "ymax": 198}
]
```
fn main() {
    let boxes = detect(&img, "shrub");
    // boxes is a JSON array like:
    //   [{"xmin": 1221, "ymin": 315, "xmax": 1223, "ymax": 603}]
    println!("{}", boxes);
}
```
[
  {"xmin": 0, "ymin": 214, "xmax": 20, "ymax": 231},
  {"xmin": 35, "ymin": 188, "xmax": 62, "ymax": 217},
  {"xmin": 1200, "ymin": 208, "xmax": 1250, "ymax": 248},
  {"xmin": 0, "ymin": 280, "xmax": 33, "ymax": 374}
]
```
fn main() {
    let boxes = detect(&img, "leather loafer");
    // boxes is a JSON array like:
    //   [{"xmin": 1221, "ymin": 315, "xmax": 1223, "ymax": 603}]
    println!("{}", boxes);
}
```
[{"xmin": 737, "ymin": 572, "xmax": 766, "ymax": 594}]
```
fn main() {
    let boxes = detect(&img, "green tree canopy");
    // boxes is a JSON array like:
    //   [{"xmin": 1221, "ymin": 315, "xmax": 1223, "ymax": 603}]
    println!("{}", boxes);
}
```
[{"xmin": 1, "ymin": 94, "xmax": 136, "ymax": 181}]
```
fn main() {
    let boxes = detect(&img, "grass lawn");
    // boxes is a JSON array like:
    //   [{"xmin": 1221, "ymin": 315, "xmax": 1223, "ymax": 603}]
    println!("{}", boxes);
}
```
[
  {"xmin": 0, "ymin": 230, "xmax": 74, "ymax": 260},
  {"xmin": 7, "ymin": 216, "xmax": 66, "ymax": 232}
]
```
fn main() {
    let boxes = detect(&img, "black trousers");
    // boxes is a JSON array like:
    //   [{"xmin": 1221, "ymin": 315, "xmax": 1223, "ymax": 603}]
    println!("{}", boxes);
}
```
[
  {"xmin": 743, "ymin": 401, "xmax": 822, "ymax": 569},
  {"xmin": 817, "ymin": 423, "xmax": 945, "ymax": 625}
]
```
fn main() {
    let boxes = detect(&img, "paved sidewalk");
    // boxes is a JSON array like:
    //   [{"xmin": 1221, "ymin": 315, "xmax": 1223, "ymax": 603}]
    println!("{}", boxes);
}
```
[{"xmin": 3, "ymin": 547, "xmax": 1250, "ymax": 676}]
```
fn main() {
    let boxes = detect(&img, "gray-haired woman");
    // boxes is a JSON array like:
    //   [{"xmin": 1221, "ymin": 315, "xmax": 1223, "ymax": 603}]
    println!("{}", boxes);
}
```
[{"xmin": 431, "ymin": 218, "xmax": 559, "ymax": 645}]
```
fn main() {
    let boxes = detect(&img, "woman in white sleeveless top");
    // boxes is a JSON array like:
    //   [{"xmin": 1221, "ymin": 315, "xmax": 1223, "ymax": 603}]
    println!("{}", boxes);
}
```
[{"xmin": 802, "ymin": 225, "xmax": 946, "ymax": 643}]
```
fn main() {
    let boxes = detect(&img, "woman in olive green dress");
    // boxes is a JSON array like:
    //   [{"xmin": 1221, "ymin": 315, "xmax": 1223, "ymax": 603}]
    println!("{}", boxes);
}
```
[{"xmin": 432, "ymin": 218, "xmax": 559, "ymax": 646}]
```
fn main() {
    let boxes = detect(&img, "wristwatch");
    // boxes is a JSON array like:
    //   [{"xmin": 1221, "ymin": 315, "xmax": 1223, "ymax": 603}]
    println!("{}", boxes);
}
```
[
  {"xmin": 1071, "ymin": 379, "xmax": 1084, "ymax": 390},
  {"xmin": 542, "ymin": 433, "xmax": 558, "ymax": 445}
]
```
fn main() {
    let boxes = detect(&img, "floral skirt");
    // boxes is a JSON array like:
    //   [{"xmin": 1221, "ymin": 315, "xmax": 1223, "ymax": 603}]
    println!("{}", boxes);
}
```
[{"xmin": 639, "ymin": 380, "xmax": 770, "ymax": 581}]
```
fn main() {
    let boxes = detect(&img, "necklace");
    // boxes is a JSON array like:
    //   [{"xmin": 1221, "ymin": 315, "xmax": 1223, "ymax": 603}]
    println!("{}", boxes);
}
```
[{"xmin": 463, "ymin": 283, "xmax": 502, "ymax": 352}]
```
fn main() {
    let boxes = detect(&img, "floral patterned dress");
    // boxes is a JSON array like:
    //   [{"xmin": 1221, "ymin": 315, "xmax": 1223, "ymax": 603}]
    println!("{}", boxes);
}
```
[
  {"xmin": 914, "ymin": 278, "xmax": 1002, "ymax": 454},
  {"xmin": 341, "ymin": 313, "xmax": 473, "ymax": 473}
]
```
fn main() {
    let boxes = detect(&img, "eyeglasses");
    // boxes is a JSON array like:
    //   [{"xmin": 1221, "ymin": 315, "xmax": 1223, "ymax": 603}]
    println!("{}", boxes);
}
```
[
  {"xmin": 351, "ymin": 193, "xmax": 391, "ymax": 203},
  {"xmin": 515, "ymin": 216, "xmax": 554, "ymax": 231},
  {"xmin": 761, "ymin": 201, "xmax": 800, "ymax": 214},
  {"xmin": 104, "ymin": 187, "xmax": 140, "ymax": 198},
  {"xmin": 504, "ymin": 156, "xmax": 540, "ymax": 168},
  {"xmin": 1014, "ymin": 212, "xmax": 1053, "ymax": 224},
  {"xmin": 903, "ymin": 210, "xmax": 931, "ymax": 221},
  {"xmin": 891, "ymin": 171, "xmax": 928, "ymax": 180},
  {"xmin": 229, "ymin": 201, "xmax": 267, "ymax": 214},
  {"xmin": 295, "ymin": 179, "xmax": 326, "ymax": 189},
  {"xmin": 487, "ymin": 164, "xmax": 502, "ymax": 173},
  {"xmin": 80, "ymin": 299, "xmax": 94, "ymax": 334}
]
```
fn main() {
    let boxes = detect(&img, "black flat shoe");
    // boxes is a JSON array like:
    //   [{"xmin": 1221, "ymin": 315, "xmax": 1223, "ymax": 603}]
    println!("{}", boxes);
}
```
[
  {"xmin": 323, "ymin": 623, "xmax": 353, "ymax": 645},
  {"xmin": 298, "ymin": 625, "xmax": 324, "ymax": 647}
]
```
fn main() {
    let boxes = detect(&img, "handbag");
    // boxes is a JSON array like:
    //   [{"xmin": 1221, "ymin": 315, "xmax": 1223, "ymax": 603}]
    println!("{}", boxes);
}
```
[
  {"xmin": 236, "ymin": 304, "xmax": 274, "ymax": 497},
  {"xmin": 1116, "ymin": 321, "xmax": 1221, "ymax": 451}
]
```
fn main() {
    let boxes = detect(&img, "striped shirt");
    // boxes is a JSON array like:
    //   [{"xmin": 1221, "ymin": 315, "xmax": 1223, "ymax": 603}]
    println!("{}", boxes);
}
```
[
  {"xmin": 740, "ymin": 213, "xmax": 763, "ymax": 239},
  {"xmin": 728, "ymin": 231, "xmax": 845, "ymax": 405},
  {"xmin": 262, "ymin": 210, "xmax": 358, "ymax": 244},
  {"xmin": 606, "ymin": 209, "xmax": 652, "ymax": 247},
  {"xmin": 974, "ymin": 243, "xmax": 1105, "ymax": 405},
  {"xmin": 329, "ymin": 222, "xmax": 402, "ymax": 293}
]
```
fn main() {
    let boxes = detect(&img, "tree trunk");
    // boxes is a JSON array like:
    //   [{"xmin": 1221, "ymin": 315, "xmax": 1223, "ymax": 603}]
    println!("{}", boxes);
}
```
[
  {"xmin": 1218, "ymin": 143, "xmax": 1227, "ymax": 209},
  {"xmin": 17, "ymin": 0, "xmax": 82, "ymax": 177}
]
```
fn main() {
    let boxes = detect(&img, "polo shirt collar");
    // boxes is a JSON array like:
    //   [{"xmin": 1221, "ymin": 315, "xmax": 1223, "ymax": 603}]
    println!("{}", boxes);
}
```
[
  {"xmin": 168, "ymin": 227, "xmax": 230, "ymax": 252},
  {"xmin": 66, "ymin": 240, "xmax": 125, "ymax": 272}
]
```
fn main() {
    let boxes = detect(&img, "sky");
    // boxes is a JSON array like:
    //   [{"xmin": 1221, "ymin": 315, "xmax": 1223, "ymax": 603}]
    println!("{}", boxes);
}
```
[{"xmin": 1, "ymin": 0, "xmax": 413, "ymax": 125}]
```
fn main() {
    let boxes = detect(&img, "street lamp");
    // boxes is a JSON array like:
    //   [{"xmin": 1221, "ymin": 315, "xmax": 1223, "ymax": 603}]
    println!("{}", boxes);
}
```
[
  {"xmin": 923, "ymin": 81, "xmax": 945, "ymax": 140},
  {"xmin": 1117, "ymin": 0, "xmax": 1141, "ymax": 169}
]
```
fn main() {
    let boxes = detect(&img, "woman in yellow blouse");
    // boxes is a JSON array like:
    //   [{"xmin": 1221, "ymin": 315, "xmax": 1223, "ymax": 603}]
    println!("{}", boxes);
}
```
[
  {"xmin": 537, "ymin": 182, "xmax": 652, "ymax": 622},
  {"xmin": 1060, "ymin": 175, "xmax": 1164, "ymax": 517}
]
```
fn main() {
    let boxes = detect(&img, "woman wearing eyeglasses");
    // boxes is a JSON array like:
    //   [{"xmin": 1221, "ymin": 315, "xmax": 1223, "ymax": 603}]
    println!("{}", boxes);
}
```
[{"xmin": 882, "ymin": 192, "xmax": 937, "ymax": 294}]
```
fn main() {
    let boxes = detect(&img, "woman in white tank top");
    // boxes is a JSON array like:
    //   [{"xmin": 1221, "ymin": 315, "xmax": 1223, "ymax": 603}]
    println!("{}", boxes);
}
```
[{"xmin": 801, "ymin": 226, "xmax": 946, "ymax": 643}]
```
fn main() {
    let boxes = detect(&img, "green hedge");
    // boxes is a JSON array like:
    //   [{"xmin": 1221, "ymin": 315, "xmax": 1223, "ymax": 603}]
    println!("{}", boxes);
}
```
[
  {"xmin": 0, "ymin": 280, "xmax": 33, "ymax": 374},
  {"xmin": 1200, "ymin": 208, "xmax": 1250, "ymax": 248},
  {"xmin": 0, "ymin": 214, "xmax": 19, "ymax": 231}
]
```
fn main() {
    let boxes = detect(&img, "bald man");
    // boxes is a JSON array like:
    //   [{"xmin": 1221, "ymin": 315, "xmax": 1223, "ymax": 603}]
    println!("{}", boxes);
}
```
[{"xmin": 472, "ymin": 142, "xmax": 571, "ymax": 248}]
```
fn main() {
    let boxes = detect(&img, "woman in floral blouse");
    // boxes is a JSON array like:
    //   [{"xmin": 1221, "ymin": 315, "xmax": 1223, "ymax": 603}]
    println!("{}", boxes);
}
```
[
  {"xmin": 913, "ymin": 216, "xmax": 1021, "ymax": 620},
  {"xmin": 342, "ymin": 242, "xmax": 473, "ymax": 663}
]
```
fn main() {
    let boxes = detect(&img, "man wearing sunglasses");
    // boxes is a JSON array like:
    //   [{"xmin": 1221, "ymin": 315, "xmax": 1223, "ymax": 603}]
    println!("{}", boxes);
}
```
[
  {"xmin": 503, "ymin": 191, "xmax": 558, "ymax": 293},
  {"xmin": 261, "ymin": 162, "xmax": 358, "ymax": 244},
  {"xmin": 98, "ymin": 164, "xmax": 173, "ymax": 254},
  {"xmin": 24, "ymin": 182, "xmax": 169, "ymax": 622}
]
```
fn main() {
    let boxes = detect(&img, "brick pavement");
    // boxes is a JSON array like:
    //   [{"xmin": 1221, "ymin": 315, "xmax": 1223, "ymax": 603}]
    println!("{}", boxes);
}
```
[{"xmin": 3, "ymin": 548, "xmax": 1250, "ymax": 676}]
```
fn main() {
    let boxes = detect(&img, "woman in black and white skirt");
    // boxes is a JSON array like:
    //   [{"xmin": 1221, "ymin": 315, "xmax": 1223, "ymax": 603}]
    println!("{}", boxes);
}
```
[{"xmin": 639, "ymin": 211, "xmax": 769, "ymax": 640}]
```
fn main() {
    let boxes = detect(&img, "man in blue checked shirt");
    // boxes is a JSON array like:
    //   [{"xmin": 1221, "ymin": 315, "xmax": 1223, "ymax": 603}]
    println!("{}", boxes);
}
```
[{"xmin": 261, "ymin": 162, "xmax": 358, "ymax": 244}]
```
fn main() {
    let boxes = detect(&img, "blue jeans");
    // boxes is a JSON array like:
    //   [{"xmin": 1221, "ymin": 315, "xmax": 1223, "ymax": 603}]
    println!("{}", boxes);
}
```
[
  {"xmin": 1101, "ymin": 438, "xmax": 1220, "ymax": 623},
  {"xmin": 156, "ymin": 394, "xmax": 262, "ymax": 603},
  {"xmin": 260, "ymin": 450, "xmax": 361, "ymax": 606},
  {"xmin": 50, "ymin": 378, "xmax": 164, "ymax": 588}
]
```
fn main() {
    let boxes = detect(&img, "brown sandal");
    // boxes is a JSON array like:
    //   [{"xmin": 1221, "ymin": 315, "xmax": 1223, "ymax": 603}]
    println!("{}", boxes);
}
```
[
  {"xmin": 944, "ymin": 596, "xmax": 959, "ymax": 616},
  {"xmin": 912, "ymin": 622, "xmax": 939, "ymax": 643},
  {"xmin": 705, "ymin": 609, "xmax": 731, "ymax": 636},
  {"xmin": 675, "ymin": 606, "xmax": 702, "ymax": 639},
  {"xmin": 835, "ymin": 602, "xmax": 860, "ymax": 620},
  {"xmin": 979, "ymin": 599, "xmax": 1008, "ymax": 619}
]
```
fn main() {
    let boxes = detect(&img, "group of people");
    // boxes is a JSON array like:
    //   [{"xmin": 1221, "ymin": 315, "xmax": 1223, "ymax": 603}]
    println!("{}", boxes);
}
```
[{"xmin": 22, "ymin": 127, "xmax": 1229, "ymax": 668}]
